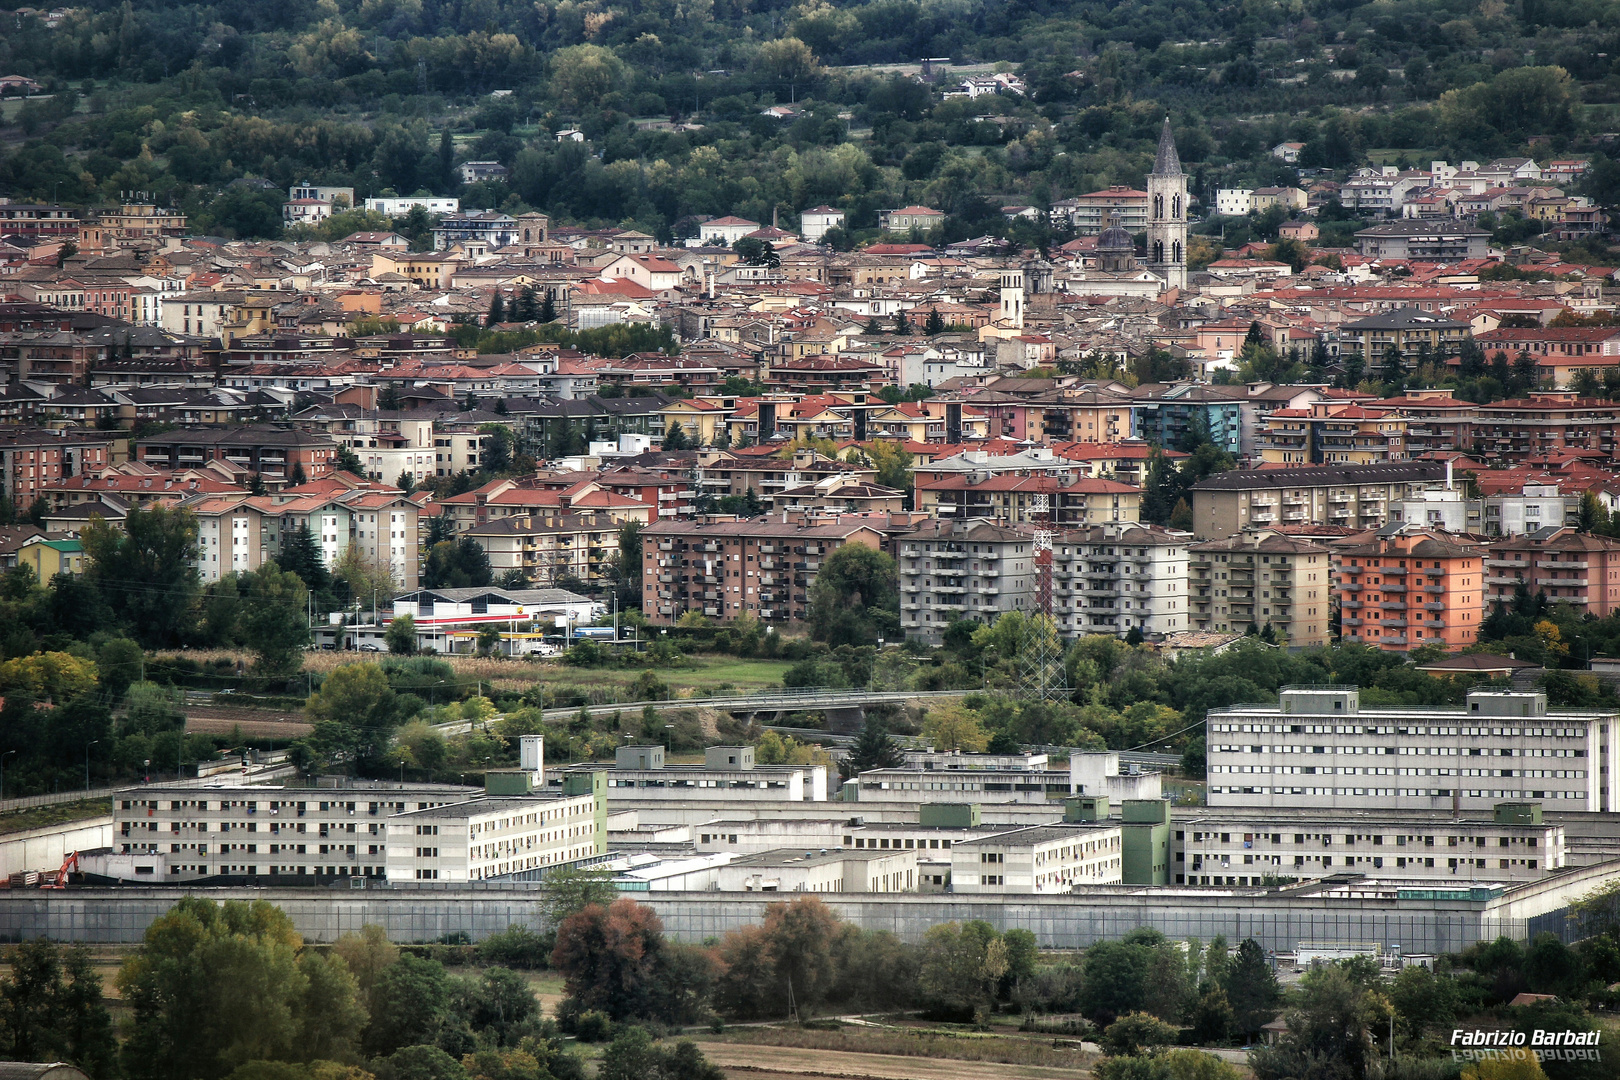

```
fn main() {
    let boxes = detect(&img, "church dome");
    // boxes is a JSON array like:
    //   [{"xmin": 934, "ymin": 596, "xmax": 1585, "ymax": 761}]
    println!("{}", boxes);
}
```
[{"xmin": 1097, "ymin": 224, "xmax": 1134, "ymax": 251}]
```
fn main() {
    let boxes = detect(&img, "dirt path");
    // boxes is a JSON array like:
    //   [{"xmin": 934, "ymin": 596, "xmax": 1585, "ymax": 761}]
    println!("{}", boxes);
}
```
[{"xmin": 692, "ymin": 1042, "xmax": 1090, "ymax": 1080}]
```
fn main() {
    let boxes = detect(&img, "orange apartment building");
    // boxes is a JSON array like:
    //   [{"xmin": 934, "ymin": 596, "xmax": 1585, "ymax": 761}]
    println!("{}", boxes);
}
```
[
  {"xmin": 1367, "ymin": 390, "xmax": 1476, "ymax": 456},
  {"xmin": 0, "ymin": 431, "xmax": 114, "ymax": 508},
  {"xmin": 1472, "ymin": 396, "xmax": 1620, "ymax": 462},
  {"xmin": 1484, "ymin": 527, "xmax": 1620, "ymax": 616},
  {"xmin": 641, "ymin": 517, "xmax": 886, "ymax": 624},
  {"xmin": 1474, "ymin": 326, "xmax": 1620, "ymax": 388},
  {"xmin": 1330, "ymin": 528, "xmax": 1486, "ymax": 652}
]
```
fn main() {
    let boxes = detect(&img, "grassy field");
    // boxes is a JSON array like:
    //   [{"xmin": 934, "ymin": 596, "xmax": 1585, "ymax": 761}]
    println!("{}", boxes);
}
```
[
  {"xmin": 0, "ymin": 798, "xmax": 112, "ymax": 836},
  {"xmin": 171, "ymin": 649, "xmax": 797, "ymax": 703}
]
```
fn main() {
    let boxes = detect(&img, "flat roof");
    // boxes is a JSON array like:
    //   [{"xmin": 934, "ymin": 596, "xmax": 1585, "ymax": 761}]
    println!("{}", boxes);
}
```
[
  {"xmin": 393, "ymin": 795, "xmax": 583, "ymax": 819},
  {"xmin": 952, "ymin": 824, "xmax": 1121, "ymax": 847},
  {"xmin": 726, "ymin": 847, "xmax": 910, "ymax": 867}
]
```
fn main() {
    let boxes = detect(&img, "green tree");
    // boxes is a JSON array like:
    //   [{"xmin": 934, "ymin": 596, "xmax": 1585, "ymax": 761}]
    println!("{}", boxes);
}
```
[
  {"xmin": 541, "ymin": 868, "xmax": 621, "ymax": 930},
  {"xmin": 1389, "ymin": 963, "xmax": 1457, "ymax": 1045},
  {"xmin": 486, "ymin": 293, "xmax": 505, "ymax": 328},
  {"xmin": 1102, "ymin": 1011, "xmax": 1180, "ymax": 1056},
  {"xmin": 278, "ymin": 524, "xmax": 330, "ymax": 593},
  {"xmin": 1222, "ymin": 937, "xmax": 1279, "ymax": 1037},
  {"xmin": 242, "ymin": 563, "xmax": 310, "ymax": 677},
  {"xmin": 597, "ymin": 1027, "xmax": 723, "ymax": 1080},
  {"xmin": 1250, "ymin": 965, "xmax": 1382, "ymax": 1080},
  {"xmin": 386, "ymin": 613, "xmax": 418, "ymax": 655},
  {"xmin": 0, "ymin": 940, "xmax": 118, "ymax": 1078},
  {"xmin": 336, "ymin": 445, "xmax": 366, "ymax": 476},
  {"xmin": 95, "ymin": 636, "xmax": 145, "ymax": 705},
  {"xmin": 662, "ymin": 423, "xmax": 691, "ymax": 450},
  {"xmin": 118, "ymin": 898, "xmax": 358, "ymax": 1080},
  {"xmin": 303, "ymin": 662, "xmax": 401, "ymax": 772},
  {"xmin": 838, "ymin": 716, "xmax": 904, "ymax": 780},
  {"xmin": 807, "ymin": 543, "xmax": 898, "ymax": 646},
  {"xmin": 423, "ymin": 538, "xmax": 493, "ymax": 590},
  {"xmin": 82, "ymin": 505, "xmax": 199, "ymax": 647},
  {"xmin": 916, "ymin": 921, "xmax": 1009, "ymax": 1021},
  {"xmin": 365, "ymin": 953, "xmax": 451, "ymax": 1057}
]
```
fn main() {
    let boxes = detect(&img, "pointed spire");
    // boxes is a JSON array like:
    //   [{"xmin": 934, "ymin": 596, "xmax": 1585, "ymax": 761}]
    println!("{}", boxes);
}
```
[{"xmin": 1153, "ymin": 116, "xmax": 1182, "ymax": 176}]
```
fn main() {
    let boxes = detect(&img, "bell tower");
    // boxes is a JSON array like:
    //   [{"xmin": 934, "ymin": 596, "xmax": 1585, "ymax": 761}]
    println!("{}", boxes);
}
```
[{"xmin": 1146, "ymin": 117, "xmax": 1188, "ymax": 291}]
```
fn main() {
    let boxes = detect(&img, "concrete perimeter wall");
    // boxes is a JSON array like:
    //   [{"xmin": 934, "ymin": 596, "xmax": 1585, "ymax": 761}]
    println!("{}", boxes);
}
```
[{"xmin": 0, "ymin": 887, "xmax": 1555, "ymax": 954}]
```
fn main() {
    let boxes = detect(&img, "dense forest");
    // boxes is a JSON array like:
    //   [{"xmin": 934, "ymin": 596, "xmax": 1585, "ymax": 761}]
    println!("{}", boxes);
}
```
[{"xmin": 1, "ymin": 0, "xmax": 1616, "ymax": 243}]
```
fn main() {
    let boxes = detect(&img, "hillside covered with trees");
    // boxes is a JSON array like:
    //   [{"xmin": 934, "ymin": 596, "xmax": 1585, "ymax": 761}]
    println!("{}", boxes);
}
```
[{"xmin": 1, "ymin": 0, "xmax": 1616, "ymax": 248}]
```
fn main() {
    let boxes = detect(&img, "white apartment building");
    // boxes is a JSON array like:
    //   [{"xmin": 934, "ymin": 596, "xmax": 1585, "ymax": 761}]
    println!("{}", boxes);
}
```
[
  {"xmin": 950, "ymin": 824, "xmax": 1125, "ymax": 893},
  {"xmin": 112, "ymin": 782, "xmax": 480, "ymax": 881},
  {"xmin": 1052, "ymin": 523, "xmax": 1191, "ymax": 638},
  {"xmin": 364, "ymin": 196, "xmax": 460, "ymax": 216},
  {"xmin": 1177, "ymin": 806, "xmax": 1565, "ymax": 888},
  {"xmin": 799, "ymin": 206, "xmax": 846, "ymax": 243},
  {"xmin": 385, "ymin": 779, "xmax": 606, "ymax": 882},
  {"xmin": 159, "ymin": 292, "xmax": 245, "ymax": 338},
  {"xmin": 1216, "ymin": 189, "xmax": 1254, "ymax": 216},
  {"xmin": 895, "ymin": 518, "xmax": 1036, "ymax": 646},
  {"xmin": 1206, "ymin": 687, "xmax": 1619, "ymax": 812}
]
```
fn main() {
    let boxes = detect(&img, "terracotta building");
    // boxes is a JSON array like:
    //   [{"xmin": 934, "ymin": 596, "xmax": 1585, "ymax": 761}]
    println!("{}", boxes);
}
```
[
  {"xmin": 1484, "ymin": 526, "xmax": 1620, "ymax": 617},
  {"xmin": 1330, "ymin": 527, "xmax": 1487, "ymax": 652}
]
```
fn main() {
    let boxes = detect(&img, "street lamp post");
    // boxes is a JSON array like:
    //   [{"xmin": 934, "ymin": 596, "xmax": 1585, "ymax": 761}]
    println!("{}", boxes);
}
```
[{"xmin": 85, "ymin": 740, "xmax": 99, "ymax": 791}]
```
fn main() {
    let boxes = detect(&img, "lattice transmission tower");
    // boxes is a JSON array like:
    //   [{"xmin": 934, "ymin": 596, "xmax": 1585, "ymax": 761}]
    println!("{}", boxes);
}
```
[{"xmin": 1020, "ymin": 512, "xmax": 1066, "ymax": 701}]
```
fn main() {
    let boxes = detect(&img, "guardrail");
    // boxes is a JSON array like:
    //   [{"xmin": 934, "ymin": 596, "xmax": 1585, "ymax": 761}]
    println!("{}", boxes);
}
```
[
  {"xmin": 431, "ymin": 687, "xmax": 975, "ymax": 734},
  {"xmin": 0, "ymin": 788, "xmax": 118, "ymax": 814}
]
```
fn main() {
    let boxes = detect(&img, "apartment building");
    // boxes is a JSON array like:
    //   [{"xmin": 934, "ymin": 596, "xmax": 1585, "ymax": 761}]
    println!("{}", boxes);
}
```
[
  {"xmin": 1188, "ymin": 531, "xmax": 1332, "ymax": 647},
  {"xmin": 0, "ymin": 431, "xmax": 113, "ymax": 507},
  {"xmin": 1049, "ymin": 187, "xmax": 1150, "ymax": 233},
  {"xmin": 385, "ymin": 776, "xmax": 607, "ymax": 883},
  {"xmin": 1332, "ymin": 526, "xmax": 1485, "ymax": 652},
  {"xmin": 950, "ymin": 824, "xmax": 1125, "ymax": 893},
  {"xmin": 136, "ymin": 426, "xmax": 337, "ymax": 482},
  {"xmin": 640, "ymin": 516, "xmax": 885, "ymax": 625},
  {"xmin": 112, "ymin": 782, "xmax": 480, "ymax": 881},
  {"xmin": 1484, "ymin": 526, "xmax": 1620, "ymax": 617},
  {"xmin": 1188, "ymin": 462, "xmax": 1450, "ymax": 539},
  {"xmin": 465, "ymin": 513, "xmax": 622, "ymax": 588},
  {"xmin": 1257, "ymin": 402, "xmax": 1409, "ymax": 466},
  {"xmin": 1051, "ymin": 523, "xmax": 1191, "ymax": 638},
  {"xmin": 1206, "ymin": 686, "xmax": 1618, "ymax": 813},
  {"xmin": 1353, "ymin": 220, "xmax": 1490, "ymax": 259},
  {"xmin": 1475, "ymin": 327, "xmax": 1620, "ymax": 389},
  {"xmin": 1472, "ymin": 396, "xmax": 1620, "ymax": 462},
  {"xmin": 1368, "ymin": 391, "xmax": 1475, "ymax": 455},
  {"xmin": 916, "ymin": 473, "xmax": 1143, "ymax": 525},
  {"xmin": 1177, "ymin": 804, "xmax": 1565, "ymax": 887},
  {"xmin": 1338, "ymin": 308, "xmax": 1469, "ymax": 367},
  {"xmin": 894, "ymin": 518, "xmax": 1036, "ymax": 645}
]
